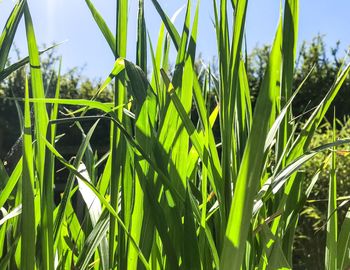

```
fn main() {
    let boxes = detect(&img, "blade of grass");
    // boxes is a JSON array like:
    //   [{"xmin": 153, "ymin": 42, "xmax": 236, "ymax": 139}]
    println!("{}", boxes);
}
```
[
  {"xmin": 288, "ymin": 62, "xmax": 350, "ymax": 161},
  {"xmin": 183, "ymin": 188, "xmax": 201, "ymax": 270},
  {"xmin": 85, "ymin": 0, "xmax": 117, "ymax": 57},
  {"xmin": 44, "ymin": 138, "xmax": 151, "ymax": 270},
  {"xmin": 0, "ymin": 158, "xmax": 22, "ymax": 209},
  {"xmin": 134, "ymin": 162, "xmax": 179, "ymax": 270},
  {"xmin": 0, "ymin": 204, "xmax": 22, "ymax": 226},
  {"xmin": 75, "ymin": 210, "xmax": 110, "ymax": 270},
  {"xmin": 0, "ymin": 235, "xmax": 20, "ymax": 270},
  {"xmin": 24, "ymin": 2, "xmax": 48, "ymax": 193},
  {"xmin": 109, "ymin": 0, "xmax": 128, "ymax": 266},
  {"xmin": 149, "ymin": 0, "xmax": 181, "ymax": 50},
  {"xmin": 221, "ymin": 18, "xmax": 282, "ymax": 269},
  {"xmin": 338, "ymin": 209, "xmax": 350, "ymax": 269},
  {"xmin": 161, "ymin": 69, "xmax": 220, "ymax": 195},
  {"xmin": 258, "ymin": 223, "xmax": 291, "ymax": 269},
  {"xmin": 77, "ymin": 163, "xmax": 109, "ymax": 270},
  {"xmin": 257, "ymin": 139, "xmax": 350, "ymax": 206},
  {"xmin": 40, "ymin": 58, "xmax": 62, "ymax": 270},
  {"xmin": 0, "ymin": 0, "xmax": 25, "ymax": 71},
  {"xmin": 125, "ymin": 56, "xmax": 156, "ymax": 268},
  {"xmin": 21, "ymin": 75, "xmax": 35, "ymax": 270},
  {"xmin": 136, "ymin": 0, "xmax": 147, "ymax": 72},
  {"xmin": 226, "ymin": 0, "xmax": 248, "ymax": 216},
  {"xmin": 50, "ymin": 115, "xmax": 185, "ymax": 204},
  {"xmin": 53, "ymin": 121, "xmax": 99, "ymax": 243},
  {"xmin": 0, "ymin": 43, "xmax": 62, "ymax": 82},
  {"xmin": 276, "ymin": 0, "xmax": 299, "ymax": 165},
  {"xmin": 325, "ymin": 111, "xmax": 338, "ymax": 270}
]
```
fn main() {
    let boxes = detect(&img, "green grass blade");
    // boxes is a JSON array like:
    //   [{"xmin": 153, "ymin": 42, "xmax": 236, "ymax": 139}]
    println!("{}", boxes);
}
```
[
  {"xmin": 256, "ymin": 139, "xmax": 350, "ymax": 208},
  {"xmin": 229, "ymin": 0, "xmax": 248, "ymax": 184},
  {"xmin": 288, "ymin": 62, "xmax": 350, "ymax": 161},
  {"xmin": 171, "ymin": 58, "xmax": 194, "ymax": 188},
  {"xmin": 63, "ymin": 194, "xmax": 86, "ymax": 253},
  {"xmin": 325, "ymin": 112, "xmax": 338, "ymax": 270},
  {"xmin": 41, "ymin": 131, "xmax": 55, "ymax": 270},
  {"xmin": 0, "ymin": 204, "xmax": 22, "ymax": 226},
  {"xmin": 97, "ymin": 152, "xmax": 111, "ymax": 196},
  {"xmin": 85, "ymin": 0, "xmax": 117, "ymax": 57},
  {"xmin": 183, "ymin": 189, "xmax": 201, "ymax": 270},
  {"xmin": 24, "ymin": 2, "xmax": 48, "ymax": 189},
  {"xmin": 136, "ymin": 0, "xmax": 147, "ymax": 72},
  {"xmin": 148, "ymin": 31, "xmax": 163, "ymax": 108},
  {"xmin": 40, "ymin": 58, "xmax": 62, "ymax": 270},
  {"xmin": 125, "ymin": 57, "xmax": 155, "ymax": 268},
  {"xmin": 134, "ymin": 162, "xmax": 179, "ymax": 270},
  {"xmin": 50, "ymin": 114, "xmax": 185, "ymax": 203},
  {"xmin": 28, "ymin": 97, "xmax": 114, "ymax": 113},
  {"xmin": 221, "ymin": 0, "xmax": 248, "ymax": 224},
  {"xmin": 264, "ymin": 67, "xmax": 312, "ymax": 153},
  {"xmin": 221, "ymin": 18, "xmax": 283, "ymax": 269},
  {"xmin": 53, "ymin": 121, "xmax": 99, "ymax": 243},
  {"xmin": 338, "ymin": 209, "xmax": 350, "ymax": 269},
  {"xmin": 0, "ymin": 158, "xmax": 22, "ymax": 209},
  {"xmin": 276, "ymin": 0, "xmax": 299, "ymax": 166},
  {"xmin": 174, "ymin": 0, "xmax": 190, "ymax": 65},
  {"xmin": 235, "ymin": 60, "xmax": 253, "ymax": 163},
  {"xmin": 161, "ymin": 69, "xmax": 222, "ymax": 209},
  {"xmin": 109, "ymin": 0, "xmax": 128, "ymax": 265},
  {"xmin": 21, "ymin": 76, "xmax": 36, "ymax": 270},
  {"xmin": 281, "ymin": 0, "xmax": 299, "ymax": 103},
  {"xmin": 0, "ymin": 0, "xmax": 25, "ymax": 71},
  {"xmin": 45, "ymin": 138, "xmax": 150, "ymax": 270},
  {"xmin": 75, "ymin": 210, "xmax": 110, "ymax": 270},
  {"xmin": 50, "ymin": 58, "xmax": 62, "ymax": 138},
  {"xmin": 0, "ymin": 44, "xmax": 60, "ymax": 81},
  {"xmin": 259, "ymin": 223, "xmax": 291, "ymax": 270},
  {"xmin": 192, "ymin": 74, "xmax": 223, "ymax": 201},
  {"xmin": 149, "ymin": 0, "xmax": 181, "ymax": 50},
  {"xmin": 77, "ymin": 163, "xmax": 109, "ymax": 270},
  {"xmin": 187, "ymin": 0, "xmax": 200, "ymax": 62},
  {"xmin": 0, "ymin": 235, "xmax": 20, "ymax": 270}
]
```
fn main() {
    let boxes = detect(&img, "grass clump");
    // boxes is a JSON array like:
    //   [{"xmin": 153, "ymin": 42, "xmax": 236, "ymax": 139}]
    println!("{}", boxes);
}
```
[{"xmin": 0, "ymin": 0, "xmax": 350, "ymax": 269}]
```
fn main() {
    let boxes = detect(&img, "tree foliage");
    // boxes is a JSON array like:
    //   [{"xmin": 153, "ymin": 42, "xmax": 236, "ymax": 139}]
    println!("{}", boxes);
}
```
[
  {"xmin": 0, "ymin": 47, "xmax": 113, "ymax": 164},
  {"xmin": 247, "ymin": 35, "xmax": 350, "ymax": 120}
]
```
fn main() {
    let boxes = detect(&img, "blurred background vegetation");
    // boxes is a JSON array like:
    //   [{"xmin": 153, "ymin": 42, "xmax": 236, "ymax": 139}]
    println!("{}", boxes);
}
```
[{"xmin": 0, "ymin": 35, "xmax": 349, "ymax": 269}]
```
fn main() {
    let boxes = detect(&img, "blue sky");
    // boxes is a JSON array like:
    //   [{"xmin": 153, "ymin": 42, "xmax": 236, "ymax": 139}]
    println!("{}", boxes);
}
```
[{"xmin": 1, "ymin": 0, "xmax": 350, "ymax": 80}]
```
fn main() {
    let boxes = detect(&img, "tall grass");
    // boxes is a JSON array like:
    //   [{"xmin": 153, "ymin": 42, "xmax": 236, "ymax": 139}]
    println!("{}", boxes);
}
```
[{"xmin": 1, "ymin": 0, "xmax": 350, "ymax": 269}]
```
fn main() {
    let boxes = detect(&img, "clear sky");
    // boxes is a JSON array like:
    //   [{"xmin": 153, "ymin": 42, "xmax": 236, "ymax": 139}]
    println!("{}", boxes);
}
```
[{"xmin": 1, "ymin": 0, "xmax": 350, "ymax": 80}]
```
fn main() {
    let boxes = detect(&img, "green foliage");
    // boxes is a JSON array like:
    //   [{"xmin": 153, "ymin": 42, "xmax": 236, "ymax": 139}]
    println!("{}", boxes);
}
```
[
  {"xmin": 294, "ymin": 118, "xmax": 350, "ymax": 269},
  {"xmin": 0, "ymin": 1, "xmax": 350, "ymax": 270},
  {"xmin": 247, "ymin": 35, "xmax": 350, "ymax": 119}
]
